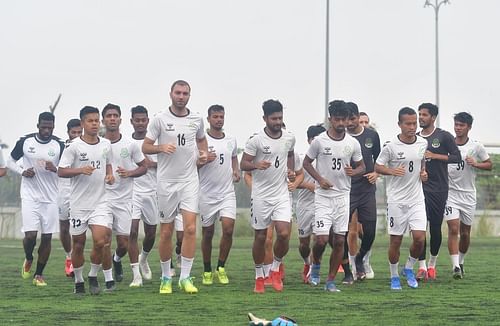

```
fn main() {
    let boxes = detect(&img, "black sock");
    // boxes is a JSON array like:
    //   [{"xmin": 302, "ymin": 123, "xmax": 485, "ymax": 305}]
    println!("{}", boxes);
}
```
[
  {"xmin": 342, "ymin": 263, "xmax": 351, "ymax": 275},
  {"xmin": 203, "ymin": 262, "xmax": 212, "ymax": 273},
  {"xmin": 35, "ymin": 262, "xmax": 46, "ymax": 276},
  {"xmin": 217, "ymin": 260, "xmax": 225, "ymax": 269}
]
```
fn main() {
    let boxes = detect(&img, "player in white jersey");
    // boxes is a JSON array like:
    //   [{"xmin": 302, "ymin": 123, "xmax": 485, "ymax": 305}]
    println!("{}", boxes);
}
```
[
  {"xmin": 240, "ymin": 99, "xmax": 296, "ymax": 294},
  {"xmin": 7, "ymin": 111, "xmax": 64, "ymax": 286},
  {"xmin": 295, "ymin": 124, "xmax": 325, "ymax": 283},
  {"xmin": 198, "ymin": 105, "xmax": 240, "ymax": 285},
  {"xmin": 444, "ymin": 112, "xmax": 492, "ymax": 279},
  {"xmin": 58, "ymin": 106, "xmax": 115, "ymax": 295},
  {"xmin": 0, "ymin": 146, "xmax": 6, "ymax": 177},
  {"xmin": 375, "ymin": 107, "xmax": 429, "ymax": 290},
  {"xmin": 127, "ymin": 105, "xmax": 160, "ymax": 285},
  {"xmin": 143, "ymin": 80, "xmax": 208, "ymax": 294},
  {"xmin": 102, "ymin": 104, "xmax": 147, "ymax": 286},
  {"xmin": 57, "ymin": 118, "xmax": 82, "ymax": 278},
  {"xmin": 303, "ymin": 101, "xmax": 365, "ymax": 292}
]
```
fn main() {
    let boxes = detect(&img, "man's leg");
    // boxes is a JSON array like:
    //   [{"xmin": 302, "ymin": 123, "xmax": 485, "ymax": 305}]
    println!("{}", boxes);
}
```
[
  {"xmin": 60, "ymin": 219, "xmax": 73, "ymax": 277},
  {"xmin": 129, "ymin": 219, "xmax": 140, "ymax": 264},
  {"xmin": 310, "ymin": 234, "xmax": 328, "ymax": 286},
  {"xmin": 252, "ymin": 228, "xmax": 267, "ymax": 293},
  {"xmin": 139, "ymin": 222, "xmax": 157, "ymax": 280},
  {"xmin": 447, "ymin": 218, "xmax": 461, "ymax": 275},
  {"xmin": 112, "ymin": 234, "xmax": 129, "ymax": 283},
  {"xmin": 201, "ymin": 223, "xmax": 215, "ymax": 284},
  {"xmin": 458, "ymin": 222, "xmax": 472, "ymax": 275},
  {"xmin": 22, "ymin": 231, "xmax": 37, "ymax": 279},
  {"xmin": 263, "ymin": 224, "xmax": 274, "ymax": 279},
  {"xmin": 388, "ymin": 235, "xmax": 403, "ymax": 290},
  {"xmin": 90, "ymin": 224, "xmax": 113, "ymax": 291},
  {"xmin": 215, "ymin": 217, "xmax": 234, "ymax": 284},
  {"xmin": 33, "ymin": 233, "xmax": 52, "ymax": 280},
  {"xmin": 326, "ymin": 233, "xmax": 345, "ymax": 285},
  {"xmin": 71, "ymin": 233, "xmax": 87, "ymax": 294}
]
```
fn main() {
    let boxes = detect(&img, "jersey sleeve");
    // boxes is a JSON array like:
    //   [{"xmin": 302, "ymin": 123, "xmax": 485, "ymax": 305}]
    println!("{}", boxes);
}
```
[
  {"xmin": 294, "ymin": 153, "xmax": 301, "ymax": 171},
  {"xmin": 288, "ymin": 133, "xmax": 296, "ymax": 152},
  {"xmin": 57, "ymin": 139, "xmax": 65, "ymax": 159},
  {"xmin": 476, "ymin": 142, "xmax": 490, "ymax": 162},
  {"xmin": 244, "ymin": 136, "xmax": 258, "ymax": 156},
  {"xmin": 196, "ymin": 117, "xmax": 206, "ymax": 139},
  {"xmin": 105, "ymin": 142, "xmax": 112, "ymax": 165},
  {"xmin": 145, "ymin": 116, "xmax": 161, "ymax": 142},
  {"xmin": 10, "ymin": 137, "xmax": 26, "ymax": 161},
  {"xmin": 352, "ymin": 139, "xmax": 363, "ymax": 162},
  {"xmin": 58, "ymin": 143, "xmax": 76, "ymax": 168},
  {"xmin": 376, "ymin": 143, "xmax": 391, "ymax": 166},
  {"xmin": 445, "ymin": 131, "xmax": 461, "ymax": 163},
  {"xmin": 306, "ymin": 138, "xmax": 320, "ymax": 160},
  {"xmin": 372, "ymin": 131, "xmax": 381, "ymax": 161},
  {"xmin": 0, "ymin": 149, "xmax": 5, "ymax": 168},
  {"xmin": 231, "ymin": 138, "xmax": 238, "ymax": 157},
  {"xmin": 131, "ymin": 141, "xmax": 145, "ymax": 164}
]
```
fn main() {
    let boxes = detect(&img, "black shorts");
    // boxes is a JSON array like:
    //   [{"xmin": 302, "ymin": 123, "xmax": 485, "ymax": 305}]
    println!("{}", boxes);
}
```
[
  {"xmin": 424, "ymin": 191, "xmax": 448, "ymax": 225},
  {"xmin": 349, "ymin": 191, "xmax": 377, "ymax": 223}
]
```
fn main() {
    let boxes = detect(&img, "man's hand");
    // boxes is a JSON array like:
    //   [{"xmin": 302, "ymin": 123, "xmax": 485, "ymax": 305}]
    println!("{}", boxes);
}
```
[
  {"xmin": 287, "ymin": 169, "xmax": 296, "ymax": 182},
  {"xmin": 197, "ymin": 150, "xmax": 208, "ymax": 166},
  {"xmin": 392, "ymin": 165, "xmax": 406, "ymax": 177},
  {"xmin": 22, "ymin": 167, "xmax": 35, "ymax": 178},
  {"xmin": 255, "ymin": 160, "xmax": 271, "ymax": 170},
  {"xmin": 364, "ymin": 172, "xmax": 378, "ymax": 184},
  {"xmin": 45, "ymin": 161, "xmax": 57, "ymax": 173},
  {"xmin": 105, "ymin": 174, "xmax": 115, "ymax": 185},
  {"xmin": 80, "ymin": 166, "xmax": 96, "ymax": 176},
  {"xmin": 465, "ymin": 156, "xmax": 477, "ymax": 167},
  {"xmin": 207, "ymin": 150, "xmax": 217, "ymax": 163},
  {"xmin": 424, "ymin": 150, "xmax": 435, "ymax": 160},
  {"xmin": 159, "ymin": 143, "xmax": 176, "ymax": 154},
  {"xmin": 318, "ymin": 177, "xmax": 333, "ymax": 190},
  {"xmin": 232, "ymin": 170, "xmax": 241, "ymax": 183},
  {"xmin": 420, "ymin": 168, "xmax": 428, "ymax": 182},
  {"xmin": 116, "ymin": 166, "xmax": 130, "ymax": 178},
  {"xmin": 344, "ymin": 164, "xmax": 353, "ymax": 176}
]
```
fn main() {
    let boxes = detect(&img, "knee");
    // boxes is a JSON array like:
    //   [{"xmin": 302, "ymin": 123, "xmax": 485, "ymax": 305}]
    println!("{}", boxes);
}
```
[
  {"xmin": 94, "ymin": 238, "xmax": 108, "ymax": 250},
  {"xmin": 203, "ymin": 227, "xmax": 215, "ymax": 239},
  {"xmin": 183, "ymin": 224, "xmax": 196, "ymax": 236},
  {"xmin": 333, "ymin": 235, "xmax": 345, "ymax": 248},
  {"xmin": 73, "ymin": 240, "xmax": 85, "ymax": 253},
  {"xmin": 275, "ymin": 229, "xmax": 289, "ymax": 242},
  {"xmin": 41, "ymin": 234, "xmax": 52, "ymax": 242},
  {"xmin": 222, "ymin": 227, "xmax": 233, "ymax": 239},
  {"xmin": 25, "ymin": 233, "xmax": 37, "ymax": 242}
]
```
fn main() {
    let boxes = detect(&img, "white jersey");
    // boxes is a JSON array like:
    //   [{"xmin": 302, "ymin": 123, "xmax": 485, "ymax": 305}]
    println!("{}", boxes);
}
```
[
  {"xmin": 132, "ymin": 137, "xmax": 157, "ymax": 195},
  {"xmin": 10, "ymin": 133, "xmax": 64, "ymax": 203},
  {"xmin": 58, "ymin": 137, "xmax": 112, "ymax": 210},
  {"xmin": 244, "ymin": 129, "xmax": 296, "ymax": 199},
  {"xmin": 376, "ymin": 135, "xmax": 427, "ymax": 204},
  {"xmin": 306, "ymin": 132, "xmax": 362, "ymax": 198},
  {"xmin": 0, "ymin": 148, "xmax": 5, "ymax": 168},
  {"xmin": 146, "ymin": 108, "xmax": 205, "ymax": 183},
  {"xmin": 199, "ymin": 133, "xmax": 237, "ymax": 202},
  {"xmin": 106, "ymin": 135, "xmax": 145, "ymax": 202},
  {"xmin": 296, "ymin": 153, "xmax": 315, "ymax": 208},
  {"xmin": 57, "ymin": 141, "xmax": 72, "ymax": 204},
  {"xmin": 447, "ymin": 139, "xmax": 489, "ymax": 205}
]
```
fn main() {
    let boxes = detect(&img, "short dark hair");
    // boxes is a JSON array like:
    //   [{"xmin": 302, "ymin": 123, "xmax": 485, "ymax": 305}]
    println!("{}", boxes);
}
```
[
  {"xmin": 66, "ymin": 118, "xmax": 81, "ymax": 131},
  {"xmin": 328, "ymin": 100, "xmax": 349, "ymax": 117},
  {"xmin": 346, "ymin": 102, "xmax": 359, "ymax": 117},
  {"xmin": 38, "ymin": 112, "xmax": 55, "ymax": 123},
  {"xmin": 398, "ymin": 107, "xmax": 416, "ymax": 122},
  {"xmin": 307, "ymin": 124, "xmax": 326, "ymax": 140},
  {"xmin": 454, "ymin": 112, "xmax": 473, "ymax": 126},
  {"xmin": 131, "ymin": 105, "xmax": 148, "ymax": 117},
  {"xmin": 359, "ymin": 111, "xmax": 369, "ymax": 117},
  {"xmin": 170, "ymin": 80, "xmax": 191, "ymax": 92},
  {"xmin": 102, "ymin": 103, "xmax": 121, "ymax": 118},
  {"xmin": 262, "ymin": 99, "xmax": 283, "ymax": 116},
  {"xmin": 418, "ymin": 103, "xmax": 439, "ymax": 117},
  {"xmin": 80, "ymin": 106, "xmax": 99, "ymax": 120},
  {"xmin": 208, "ymin": 104, "xmax": 224, "ymax": 116}
]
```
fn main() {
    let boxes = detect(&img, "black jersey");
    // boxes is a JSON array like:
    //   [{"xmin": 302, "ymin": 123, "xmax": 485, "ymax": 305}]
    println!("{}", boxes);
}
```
[
  {"xmin": 417, "ymin": 128, "xmax": 461, "ymax": 193},
  {"xmin": 350, "ymin": 127, "xmax": 381, "ymax": 194}
]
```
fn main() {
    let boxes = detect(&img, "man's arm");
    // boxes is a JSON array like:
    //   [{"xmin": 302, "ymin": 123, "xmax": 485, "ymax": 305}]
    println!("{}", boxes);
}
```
[
  {"xmin": 231, "ymin": 155, "xmax": 241, "ymax": 182},
  {"xmin": 375, "ymin": 163, "xmax": 405, "ymax": 177},
  {"xmin": 346, "ymin": 159, "xmax": 366, "ymax": 177},
  {"xmin": 142, "ymin": 137, "xmax": 176, "ymax": 155},
  {"xmin": 116, "ymin": 159, "xmax": 147, "ymax": 178},
  {"xmin": 288, "ymin": 167, "xmax": 304, "ymax": 192},
  {"xmin": 58, "ymin": 166, "xmax": 95, "ymax": 178},
  {"xmin": 302, "ymin": 155, "xmax": 331, "ymax": 189}
]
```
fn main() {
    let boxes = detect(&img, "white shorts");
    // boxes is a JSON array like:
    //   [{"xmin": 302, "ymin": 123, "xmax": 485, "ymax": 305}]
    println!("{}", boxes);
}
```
[
  {"xmin": 443, "ymin": 201, "xmax": 475, "ymax": 226},
  {"xmin": 250, "ymin": 195, "xmax": 291, "ymax": 230},
  {"xmin": 296, "ymin": 202, "xmax": 314, "ymax": 238},
  {"xmin": 109, "ymin": 201, "xmax": 133, "ymax": 236},
  {"xmin": 21, "ymin": 199, "xmax": 59, "ymax": 234},
  {"xmin": 174, "ymin": 213, "xmax": 184, "ymax": 231},
  {"xmin": 314, "ymin": 194, "xmax": 349, "ymax": 236},
  {"xmin": 69, "ymin": 202, "xmax": 112, "ymax": 236},
  {"xmin": 200, "ymin": 193, "xmax": 237, "ymax": 227},
  {"xmin": 387, "ymin": 202, "xmax": 427, "ymax": 236},
  {"xmin": 158, "ymin": 179, "xmax": 199, "ymax": 223},
  {"xmin": 132, "ymin": 193, "xmax": 159, "ymax": 226},
  {"xmin": 57, "ymin": 195, "xmax": 70, "ymax": 221}
]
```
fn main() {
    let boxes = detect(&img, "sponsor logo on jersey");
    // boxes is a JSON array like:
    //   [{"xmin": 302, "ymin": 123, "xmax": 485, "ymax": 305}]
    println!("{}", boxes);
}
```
[
  {"xmin": 365, "ymin": 138, "xmax": 373, "ymax": 149},
  {"xmin": 323, "ymin": 147, "xmax": 332, "ymax": 155},
  {"xmin": 431, "ymin": 138, "xmax": 441, "ymax": 148},
  {"xmin": 48, "ymin": 149, "xmax": 56, "ymax": 157},
  {"xmin": 28, "ymin": 147, "xmax": 36, "ymax": 154},
  {"xmin": 397, "ymin": 151, "xmax": 406, "ymax": 160},
  {"xmin": 120, "ymin": 148, "xmax": 129, "ymax": 158},
  {"xmin": 79, "ymin": 152, "xmax": 89, "ymax": 161},
  {"xmin": 166, "ymin": 123, "xmax": 175, "ymax": 131},
  {"xmin": 262, "ymin": 145, "xmax": 271, "ymax": 154},
  {"xmin": 208, "ymin": 145, "xmax": 215, "ymax": 153}
]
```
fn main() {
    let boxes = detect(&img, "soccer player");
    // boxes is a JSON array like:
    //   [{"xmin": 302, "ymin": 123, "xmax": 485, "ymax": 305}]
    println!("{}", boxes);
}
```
[
  {"xmin": 7, "ymin": 112, "xmax": 64, "ymax": 286},
  {"xmin": 240, "ymin": 99, "xmax": 296, "ymax": 294},
  {"xmin": 143, "ymin": 80, "xmax": 208, "ymax": 294},
  {"xmin": 58, "ymin": 106, "xmax": 115, "ymax": 295},
  {"xmin": 295, "ymin": 124, "xmax": 325, "ymax": 283},
  {"xmin": 303, "ymin": 100, "xmax": 365, "ymax": 292},
  {"xmin": 417, "ymin": 103, "xmax": 461, "ymax": 280},
  {"xmin": 101, "ymin": 103, "xmax": 147, "ymax": 286},
  {"xmin": 359, "ymin": 112, "xmax": 370, "ymax": 128},
  {"xmin": 129, "ymin": 105, "xmax": 160, "ymax": 285},
  {"xmin": 375, "ymin": 107, "xmax": 429, "ymax": 290},
  {"xmin": 198, "ymin": 104, "xmax": 240, "ymax": 286},
  {"xmin": 57, "ymin": 118, "xmax": 82, "ymax": 278},
  {"xmin": 444, "ymin": 112, "xmax": 492, "ymax": 278},
  {"xmin": 342, "ymin": 103, "xmax": 381, "ymax": 283}
]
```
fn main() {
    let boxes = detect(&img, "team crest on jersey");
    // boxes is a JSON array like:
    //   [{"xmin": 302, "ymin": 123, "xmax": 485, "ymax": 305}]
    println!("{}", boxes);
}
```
[
  {"xmin": 323, "ymin": 147, "xmax": 332, "ymax": 155},
  {"xmin": 397, "ymin": 152, "xmax": 406, "ymax": 160},
  {"xmin": 79, "ymin": 152, "xmax": 89, "ymax": 162},
  {"xmin": 28, "ymin": 147, "xmax": 36, "ymax": 154},
  {"xmin": 365, "ymin": 138, "xmax": 373, "ymax": 149},
  {"xmin": 284, "ymin": 140, "xmax": 293, "ymax": 151},
  {"xmin": 166, "ymin": 123, "xmax": 175, "ymax": 131},
  {"xmin": 226, "ymin": 142, "xmax": 233, "ymax": 152},
  {"xmin": 102, "ymin": 148, "xmax": 109, "ymax": 159},
  {"xmin": 467, "ymin": 149, "xmax": 475, "ymax": 157},
  {"xmin": 262, "ymin": 145, "xmax": 271, "ymax": 154},
  {"xmin": 48, "ymin": 149, "xmax": 56, "ymax": 157},
  {"xmin": 120, "ymin": 148, "xmax": 129, "ymax": 158},
  {"xmin": 431, "ymin": 138, "xmax": 440, "ymax": 148},
  {"xmin": 343, "ymin": 145, "xmax": 353, "ymax": 156}
]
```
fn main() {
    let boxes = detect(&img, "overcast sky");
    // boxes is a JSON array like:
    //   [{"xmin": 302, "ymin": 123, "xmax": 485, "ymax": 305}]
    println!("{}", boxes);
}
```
[{"xmin": 1, "ymin": 0, "xmax": 498, "ymax": 154}]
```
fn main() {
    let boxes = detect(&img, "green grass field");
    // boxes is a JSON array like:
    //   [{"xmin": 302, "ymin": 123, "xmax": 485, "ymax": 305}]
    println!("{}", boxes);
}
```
[{"xmin": 1, "ymin": 234, "xmax": 499, "ymax": 325}]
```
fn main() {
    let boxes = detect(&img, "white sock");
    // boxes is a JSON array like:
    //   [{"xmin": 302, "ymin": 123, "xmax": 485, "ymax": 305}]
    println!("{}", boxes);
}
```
[
  {"xmin": 88, "ymin": 263, "xmax": 101, "ymax": 277},
  {"xmin": 429, "ymin": 255, "xmax": 438, "ymax": 268},
  {"xmin": 459, "ymin": 251, "xmax": 466, "ymax": 265},
  {"xmin": 160, "ymin": 259, "xmax": 172, "ymax": 278},
  {"xmin": 349, "ymin": 254, "xmax": 357, "ymax": 273},
  {"xmin": 389, "ymin": 262, "xmax": 399, "ymax": 278},
  {"xmin": 103, "ymin": 268, "xmax": 113, "ymax": 282},
  {"xmin": 113, "ymin": 253, "xmax": 121, "ymax": 263},
  {"xmin": 255, "ymin": 264, "xmax": 264, "ymax": 279},
  {"xmin": 131, "ymin": 263, "xmax": 141, "ymax": 279},
  {"xmin": 263, "ymin": 264, "xmax": 271, "ymax": 278},
  {"xmin": 180, "ymin": 256, "xmax": 194, "ymax": 280},
  {"xmin": 405, "ymin": 256, "xmax": 417, "ymax": 270},
  {"xmin": 450, "ymin": 254, "xmax": 459, "ymax": 268},
  {"xmin": 303, "ymin": 256, "xmax": 311, "ymax": 265},
  {"xmin": 141, "ymin": 249, "xmax": 150, "ymax": 260},
  {"xmin": 271, "ymin": 256, "xmax": 282, "ymax": 272},
  {"xmin": 65, "ymin": 251, "xmax": 72, "ymax": 259},
  {"xmin": 74, "ymin": 266, "xmax": 84, "ymax": 283},
  {"xmin": 364, "ymin": 250, "xmax": 371, "ymax": 265},
  {"xmin": 419, "ymin": 260, "xmax": 427, "ymax": 270}
]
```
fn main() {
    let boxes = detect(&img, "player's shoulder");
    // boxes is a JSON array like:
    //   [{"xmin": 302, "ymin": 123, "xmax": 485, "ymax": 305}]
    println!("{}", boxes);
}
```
[
  {"xmin": 16, "ymin": 133, "xmax": 36, "ymax": 143},
  {"xmin": 100, "ymin": 136, "xmax": 112, "ymax": 146},
  {"xmin": 363, "ymin": 127, "xmax": 379, "ymax": 138},
  {"xmin": 415, "ymin": 135, "xmax": 428, "ymax": 145}
]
